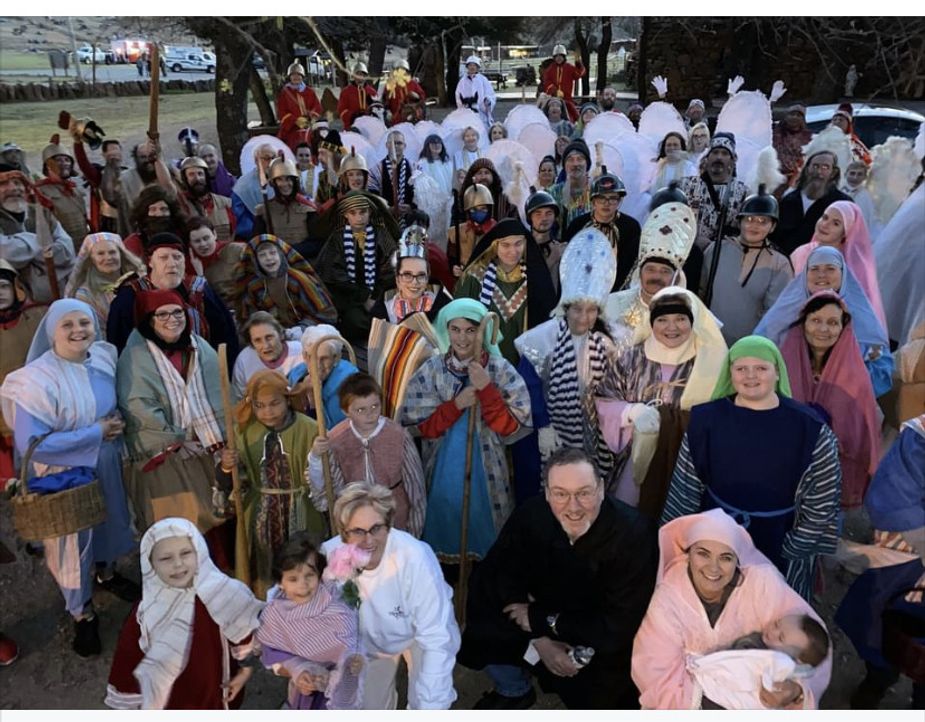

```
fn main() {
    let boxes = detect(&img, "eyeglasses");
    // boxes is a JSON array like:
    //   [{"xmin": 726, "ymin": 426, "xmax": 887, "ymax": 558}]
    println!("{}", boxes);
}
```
[
  {"xmin": 743, "ymin": 216, "xmax": 772, "ymax": 225},
  {"xmin": 547, "ymin": 487, "xmax": 599, "ymax": 505},
  {"xmin": 153, "ymin": 309, "xmax": 186, "ymax": 321},
  {"xmin": 594, "ymin": 196, "xmax": 621, "ymax": 204},
  {"xmin": 398, "ymin": 272, "xmax": 428, "ymax": 283},
  {"xmin": 344, "ymin": 523, "xmax": 389, "ymax": 542}
]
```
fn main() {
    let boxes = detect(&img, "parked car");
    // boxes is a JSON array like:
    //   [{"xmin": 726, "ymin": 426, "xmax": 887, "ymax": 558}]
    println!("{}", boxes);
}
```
[
  {"xmin": 74, "ymin": 45, "xmax": 106, "ymax": 64},
  {"xmin": 805, "ymin": 104, "xmax": 924, "ymax": 148},
  {"xmin": 165, "ymin": 52, "xmax": 215, "ymax": 74}
]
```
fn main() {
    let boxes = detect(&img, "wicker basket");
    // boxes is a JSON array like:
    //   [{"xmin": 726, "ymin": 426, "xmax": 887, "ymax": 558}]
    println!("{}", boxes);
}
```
[{"xmin": 11, "ymin": 434, "xmax": 106, "ymax": 543}]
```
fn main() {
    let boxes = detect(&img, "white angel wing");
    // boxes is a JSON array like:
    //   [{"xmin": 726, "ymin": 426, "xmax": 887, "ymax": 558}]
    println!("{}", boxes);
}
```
[
  {"xmin": 517, "ymin": 123, "xmax": 557, "ymax": 166},
  {"xmin": 914, "ymin": 120, "xmax": 924, "ymax": 160},
  {"xmin": 413, "ymin": 120, "xmax": 443, "ymax": 147},
  {"xmin": 239, "ymin": 135, "xmax": 296, "ymax": 177},
  {"xmin": 503, "ymin": 105, "xmax": 549, "ymax": 141},
  {"xmin": 612, "ymin": 132, "xmax": 658, "ymax": 195},
  {"xmin": 583, "ymin": 112, "xmax": 637, "ymax": 149},
  {"xmin": 745, "ymin": 145, "xmax": 786, "ymax": 194},
  {"xmin": 413, "ymin": 171, "xmax": 453, "ymax": 248},
  {"xmin": 802, "ymin": 126, "xmax": 853, "ymax": 180},
  {"xmin": 716, "ymin": 90, "xmax": 773, "ymax": 151},
  {"xmin": 637, "ymin": 101, "xmax": 687, "ymax": 147},
  {"xmin": 351, "ymin": 116, "xmax": 388, "ymax": 147},
  {"xmin": 440, "ymin": 108, "xmax": 490, "ymax": 158},
  {"xmin": 867, "ymin": 136, "xmax": 921, "ymax": 225},
  {"xmin": 485, "ymin": 139, "xmax": 539, "ymax": 189},
  {"xmin": 339, "ymin": 131, "xmax": 377, "ymax": 170}
]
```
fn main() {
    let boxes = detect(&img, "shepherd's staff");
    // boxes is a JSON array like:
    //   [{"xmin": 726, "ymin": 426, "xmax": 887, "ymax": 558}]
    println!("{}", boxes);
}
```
[
  {"xmin": 33, "ymin": 201, "xmax": 61, "ymax": 301},
  {"xmin": 147, "ymin": 44, "xmax": 160, "ymax": 144},
  {"xmin": 258, "ymin": 152, "xmax": 277, "ymax": 236},
  {"xmin": 217, "ymin": 343, "xmax": 249, "ymax": 587},
  {"xmin": 307, "ymin": 334, "xmax": 357, "ymax": 530},
  {"xmin": 455, "ymin": 311, "xmax": 499, "ymax": 628}
]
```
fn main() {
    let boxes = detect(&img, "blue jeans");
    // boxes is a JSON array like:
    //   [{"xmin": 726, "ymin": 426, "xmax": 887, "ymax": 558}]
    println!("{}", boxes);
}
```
[{"xmin": 486, "ymin": 664, "xmax": 532, "ymax": 697}]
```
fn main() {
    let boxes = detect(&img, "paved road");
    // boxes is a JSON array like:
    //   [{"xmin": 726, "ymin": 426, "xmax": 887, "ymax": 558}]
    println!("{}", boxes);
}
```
[{"xmin": 0, "ymin": 63, "xmax": 218, "ymax": 83}]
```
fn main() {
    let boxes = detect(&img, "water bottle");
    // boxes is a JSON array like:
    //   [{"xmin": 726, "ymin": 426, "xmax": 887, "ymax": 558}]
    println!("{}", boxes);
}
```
[{"xmin": 568, "ymin": 645, "xmax": 595, "ymax": 669}]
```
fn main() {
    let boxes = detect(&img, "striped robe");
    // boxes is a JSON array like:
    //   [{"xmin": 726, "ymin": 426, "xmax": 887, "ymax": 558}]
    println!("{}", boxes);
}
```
[{"xmin": 661, "ymin": 398, "xmax": 841, "ymax": 600}]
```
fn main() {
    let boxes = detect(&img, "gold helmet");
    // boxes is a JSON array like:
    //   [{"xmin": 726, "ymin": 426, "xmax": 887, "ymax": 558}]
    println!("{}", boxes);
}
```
[
  {"xmin": 463, "ymin": 183, "xmax": 493, "ymax": 211},
  {"xmin": 268, "ymin": 157, "xmax": 298, "ymax": 181},
  {"xmin": 393, "ymin": 58, "xmax": 410, "ymax": 72},
  {"xmin": 338, "ymin": 147, "xmax": 368, "ymax": 177},
  {"xmin": 286, "ymin": 61, "xmax": 306, "ymax": 77},
  {"xmin": 352, "ymin": 61, "xmax": 368, "ymax": 77},
  {"xmin": 41, "ymin": 134, "xmax": 72, "ymax": 164}
]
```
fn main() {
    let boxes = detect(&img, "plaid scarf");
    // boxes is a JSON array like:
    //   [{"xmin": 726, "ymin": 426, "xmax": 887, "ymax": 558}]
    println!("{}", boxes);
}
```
[
  {"xmin": 146, "ymin": 335, "xmax": 224, "ymax": 449},
  {"xmin": 547, "ymin": 318, "xmax": 612, "ymax": 476},
  {"xmin": 343, "ymin": 224, "xmax": 377, "ymax": 290}
]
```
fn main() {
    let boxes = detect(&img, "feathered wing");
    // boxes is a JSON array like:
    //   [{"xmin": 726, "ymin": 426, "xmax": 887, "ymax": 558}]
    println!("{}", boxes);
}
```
[
  {"xmin": 746, "ymin": 145, "xmax": 786, "ymax": 194},
  {"xmin": 801, "ymin": 126, "xmax": 852, "ymax": 180},
  {"xmin": 502, "ymin": 161, "xmax": 531, "ymax": 226},
  {"xmin": 412, "ymin": 170, "xmax": 452, "ymax": 246},
  {"xmin": 517, "ymin": 123, "xmax": 557, "ymax": 166},
  {"xmin": 339, "ymin": 132, "xmax": 376, "ymax": 171},
  {"xmin": 638, "ymin": 101, "xmax": 688, "ymax": 147},
  {"xmin": 503, "ymin": 105, "xmax": 550, "ymax": 141},
  {"xmin": 371, "ymin": 121, "xmax": 423, "ymax": 168},
  {"xmin": 239, "ymin": 135, "xmax": 296, "ymax": 176},
  {"xmin": 914, "ymin": 120, "xmax": 924, "ymax": 160},
  {"xmin": 867, "ymin": 136, "xmax": 921, "ymax": 225},
  {"xmin": 440, "ymin": 108, "xmax": 490, "ymax": 158},
  {"xmin": 716, "ymin": 90, "xmax": 773, "ymax": 149},
  {"xmin": 583, "ymin": 112, "xmax": 636, "ymax": 148},
  {"xmin": 485, "ymin": 139, "xmax": 540, "ymax": 188},
  {"xmin": 413, "ymin": 120, "xmax": 442, "ymax": 146},
  {"xmin": 351, "ymin": 116, "xmax": 388, "ymax": 147}
]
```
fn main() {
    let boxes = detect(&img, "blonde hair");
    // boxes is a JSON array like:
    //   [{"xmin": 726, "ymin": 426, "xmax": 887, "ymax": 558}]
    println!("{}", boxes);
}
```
[{"xmin": 333, "ymin": 481, "xmax": 395, "ymax": 538}]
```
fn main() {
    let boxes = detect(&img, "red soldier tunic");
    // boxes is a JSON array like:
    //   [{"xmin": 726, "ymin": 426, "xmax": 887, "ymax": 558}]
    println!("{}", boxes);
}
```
[
  {"xmin": 276, "ymin": 83, "xmax": 322, "ymax": 151},
  {"xmin": 382, "ymin": 79, "xmax": 426, "ymax": 124},
  {"xmin": 542, "ymin": 60, "xmax": 586, "ymax": 122},
  {"xmin": 337, "ymin": 82, "xmax": 378, "ymax": 129}
]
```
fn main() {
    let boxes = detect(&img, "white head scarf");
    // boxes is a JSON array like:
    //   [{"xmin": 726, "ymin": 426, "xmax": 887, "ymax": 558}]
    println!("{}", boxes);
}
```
[{"xmin": 135, "ymin": 518, "xmax": 263, "ymax": 709}]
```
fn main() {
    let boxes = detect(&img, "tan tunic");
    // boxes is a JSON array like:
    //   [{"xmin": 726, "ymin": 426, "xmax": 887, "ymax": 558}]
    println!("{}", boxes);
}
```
[
  {"xmin": 255, "ymin": 198, "xmax": 313, "ymax": 247},
  {"xmin": 37, "ymin": 182, "xmax": 89, "ymax": 253}
]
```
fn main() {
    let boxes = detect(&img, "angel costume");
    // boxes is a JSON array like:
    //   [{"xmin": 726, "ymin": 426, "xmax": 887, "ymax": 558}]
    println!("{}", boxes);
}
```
[{"xmin": 400, "ymin": 299, "xmax": 531, "ymax": 562}]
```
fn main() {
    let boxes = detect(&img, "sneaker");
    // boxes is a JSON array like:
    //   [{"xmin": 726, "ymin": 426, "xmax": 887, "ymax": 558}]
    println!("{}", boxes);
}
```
[
  {"xmin": 473, "ymin": 687, "xmax": 537, "ymax": 710},
  {"xmin": 73, "ymin": 616, "xmax": 101, "ymax": 658},
  {"xmin": 0, "ymin": 633, "xmax": 19, "ymax": 666},
  {"xmin": 96, "ymin": 572, "xmax": 142, "ymax": 602}
]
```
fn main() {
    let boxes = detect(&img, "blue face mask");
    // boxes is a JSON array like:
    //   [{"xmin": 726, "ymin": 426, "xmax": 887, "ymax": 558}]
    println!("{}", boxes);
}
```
[{"xmin": 469, "ymin": 209, "xmax": 490, "ymax": 224}]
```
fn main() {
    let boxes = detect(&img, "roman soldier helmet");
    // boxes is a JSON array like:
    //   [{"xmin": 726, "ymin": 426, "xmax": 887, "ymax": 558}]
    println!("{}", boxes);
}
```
[
  {"xmin": 58, "ymin": 110, "xmax": 105, "ymax": 150},
  {"xmin": 268, "ymin": 157, "xmax": 298, "ymax": 181},
  {"xmin": 525, "ymin": 188, "xmax": 559, "ymax": 219},
  {"xmin": 463, "ymin": 183, "xmax": 493, "ymax": 211},
  {"xmin": 352, "ymin": 61, "xmax": 368, "ymax": 77},
  {"xmin": 179, "ymin": 155, "xmax": 208, "ymax": 184},
  {"xmin": 338, "ymin": 147, "xmax": 369, "ymax": 177},
  {"xmin": 591, "ymin": 166, "xmax": 627, "ymax": 198},
  {"xmin": 286, "ymin": 61, "xmax": 306, "ymax": 77},
  {"xmin": 394, "ymin": 58, "xmax": 410, "ymax": 71},
  {"xmin": 41, "ymin": 134, "xmax": 72, "ymax": 165},
  {"xmin": 649, "ymin": 181, "xmax": 689, "ymax": 212},
  {"xmin": 464, "ymin": 55, "xmax": 481, "ymax": 68},
  {"xmin": 737, "ymin": 184, "xmax": 779, "ymax": 221},
  {"xmin": 552, "ymin": 44, "xmax": 568, "ymax": 57}
]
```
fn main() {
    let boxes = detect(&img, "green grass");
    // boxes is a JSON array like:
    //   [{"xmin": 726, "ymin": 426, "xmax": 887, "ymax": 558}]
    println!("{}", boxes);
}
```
[
  {"xmin": 0, "ymin": 49, "xmax": 51, "ymax": 72},
  {"xmin": 0, "ymin": 92, "xmax": 259, "ymax": 162}
]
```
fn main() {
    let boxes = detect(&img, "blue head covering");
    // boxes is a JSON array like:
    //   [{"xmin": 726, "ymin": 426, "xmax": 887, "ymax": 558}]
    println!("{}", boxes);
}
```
[
  {"xmin": 755, "ymin": 245, "xmax": 888, "ymax": 349},
  {"xmin": 26, "ymin": 298, "xmax": 102, "ymax": 363},
  {"xmin": 434, "ymin": 298, "xmax": 503, "ymax": 357}
]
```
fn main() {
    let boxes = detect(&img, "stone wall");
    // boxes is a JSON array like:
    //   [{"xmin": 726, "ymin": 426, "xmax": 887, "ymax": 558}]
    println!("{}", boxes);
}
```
[{"xmin": 0, "ymin": 78, "xmax": 215, "ymax": 103}]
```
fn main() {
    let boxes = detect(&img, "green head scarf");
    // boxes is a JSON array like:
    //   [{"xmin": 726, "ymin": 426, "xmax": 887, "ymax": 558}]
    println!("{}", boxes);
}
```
[
  {"xmin": 434, "ymin": 298, "xmax": 503, "ymax": 357},
  {"xmin": 710, "ymin": 335, "xmax": 792, "ymax": 400}
]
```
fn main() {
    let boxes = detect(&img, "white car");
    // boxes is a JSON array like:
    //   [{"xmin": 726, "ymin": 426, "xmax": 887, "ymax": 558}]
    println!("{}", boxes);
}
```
[
  {"xmin": 75, "ymin": 45, "xmax": 107, "ymax": 64},
  {"xmin": 166, "ymin": 53, "xmax": 215, "ymax": 74},
  {"xmin": 805, "ymin": 104, "xmax": 924, "ymax": 148}
]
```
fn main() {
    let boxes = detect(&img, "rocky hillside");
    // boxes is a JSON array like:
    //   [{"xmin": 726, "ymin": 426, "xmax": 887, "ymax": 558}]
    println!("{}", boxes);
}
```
[{"xmin": 0, "ymin": 16, "xmax": 202, "ymax": 53}]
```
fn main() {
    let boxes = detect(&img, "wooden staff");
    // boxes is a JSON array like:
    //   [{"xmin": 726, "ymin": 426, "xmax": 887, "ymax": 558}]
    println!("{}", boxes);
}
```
[
  {"xmin": 307, "ymin": 334, "xmax": 357, "ymax": 530},
  {"xmin": 147, "ymin": 44, "xmax": 160, "ymax": 143},
  {"xmin": 217, "ymin": 343, "xmax": 249, "ymax": 587},
  {"xmin": 34, "ymin": 204, "xmax": 61, "ymax": 301},
  {"xmin": 257, "ymin": 155, "xmax": 275, "ymax": 236},
  {"xmin": 455, "ymin": 311, "xmax": 499, "ymax": 627}
]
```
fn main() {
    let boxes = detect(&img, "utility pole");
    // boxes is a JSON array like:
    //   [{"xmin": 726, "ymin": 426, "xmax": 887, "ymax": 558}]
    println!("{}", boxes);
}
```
[{"xmin": 66, "ymin": 16, "xmax": 84, "ymax": 82}]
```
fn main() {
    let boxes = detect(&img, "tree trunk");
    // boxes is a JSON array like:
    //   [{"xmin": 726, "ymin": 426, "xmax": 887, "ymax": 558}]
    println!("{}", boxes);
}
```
[
  {"xmin": 329, "ymin": 37, "xmax": 348, "ymax": 88},
  {"xmin": 213, "ymin": 32, "xmax": 253, "ymax": 176},
  {"xmin": 368, "ymin": 35, "xmax": 387, "ymax": 78},
  {"xmin": 638, "ymin": 17, "xmax": 650, "ymax": 103},
  {"xmin": 444, "ymin": 28, "xmax": 465, "ymax": 107},
  {"xmin": 249, "ymin": 65, "xmax": 276, "ymax": 126},
  {"xmin": 597, "ymin": 17, "xmax": 612, "ymax": 92},
  {"xmin": 574, "ymin": 18, "xmax": 591, "ymax": 97}
]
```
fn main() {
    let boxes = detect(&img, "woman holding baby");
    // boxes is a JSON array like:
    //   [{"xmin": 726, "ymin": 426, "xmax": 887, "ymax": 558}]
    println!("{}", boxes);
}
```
[{"xmin": 631, "ymin": 509, "xmax": 832, "ymax": 709}]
